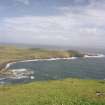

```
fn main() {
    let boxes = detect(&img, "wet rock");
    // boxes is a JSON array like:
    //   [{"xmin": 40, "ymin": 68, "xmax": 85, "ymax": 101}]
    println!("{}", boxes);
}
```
[{"xmin": 96, "ymin": 91, "xmax": 105, "ymax": 96}]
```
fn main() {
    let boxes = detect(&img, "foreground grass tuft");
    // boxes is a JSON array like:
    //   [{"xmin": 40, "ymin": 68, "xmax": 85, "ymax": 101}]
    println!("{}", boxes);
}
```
[{"xmin": 0, "ymin": 79, "xmax": 105, "ymax": 105}]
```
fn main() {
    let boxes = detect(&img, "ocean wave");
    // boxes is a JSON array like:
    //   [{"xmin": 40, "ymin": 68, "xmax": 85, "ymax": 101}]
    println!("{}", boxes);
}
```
[
  {"xmin": 1, "ymin": 68, "xmax": 35, "ymax": 80},
  {"xmin": 0, "ymin": 69, "xmax": 35, "ymax": 84},
  {"xmin": 84, "ymin": 54, "xmax": 105, "ymax": 58},
  {"xmin": 30, "ymin": 76, "xmax": 35, "ymax": 80},
  {"xmin": 19, "ymin": 57, "xmax": 77, "ymax": 62},
  {"xmin": 5, "ymin": 62, "xmax": 16, "ymax": 69},
  {"xmin": 0, "ymin": 77, "xmax": 6, "ymax": 81},
  {"xmin": 5, "ymin": 57, "xmax": 77, "ymax": 69}
]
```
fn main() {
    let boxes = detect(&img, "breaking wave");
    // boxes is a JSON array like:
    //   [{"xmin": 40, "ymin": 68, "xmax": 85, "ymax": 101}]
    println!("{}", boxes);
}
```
[
  {"xmin": 84, "ymin": 54, "xmax": 105, "ymax": 58},
  {"xmin": 0, "ymin": 68, "xmax": 35, "ymax": 84}
]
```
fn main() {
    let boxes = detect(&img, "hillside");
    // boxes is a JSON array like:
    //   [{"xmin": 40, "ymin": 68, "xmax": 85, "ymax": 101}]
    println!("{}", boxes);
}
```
[
  {"xmin": 0, "ymin": 46, "xmax": 83, "ymax": 70},
  {"xmin": 0, "ymin": 79, "xmax": 105, "ymax": 105}
]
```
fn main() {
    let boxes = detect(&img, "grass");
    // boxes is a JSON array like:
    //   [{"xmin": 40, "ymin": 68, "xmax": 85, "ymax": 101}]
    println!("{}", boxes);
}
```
[
  {"xmin": 0, "ymin": 79, "xmax": 105, "ymax": 105},
  {"xmin": 0, "ymin": 46, "xmax": 83, "ymax": 76},
  {"xmin": 0, "ymin": 46, "xmax": 83, "ymax": 69}
]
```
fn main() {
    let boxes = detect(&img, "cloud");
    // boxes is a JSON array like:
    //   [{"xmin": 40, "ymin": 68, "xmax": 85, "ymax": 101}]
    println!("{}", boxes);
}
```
[
  {"xmin": 15, "ymin": 0, "xmax": 30, "ymax": 5},
  {"xmin": 0, "ymin": 0, "xmax": 105, "ymax": 47}
]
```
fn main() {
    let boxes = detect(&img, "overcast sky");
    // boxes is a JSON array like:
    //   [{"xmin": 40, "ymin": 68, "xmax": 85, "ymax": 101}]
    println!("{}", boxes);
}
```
[{"xmin": 0, "ymin": 0, "xmax": 105, "ymax": 48}]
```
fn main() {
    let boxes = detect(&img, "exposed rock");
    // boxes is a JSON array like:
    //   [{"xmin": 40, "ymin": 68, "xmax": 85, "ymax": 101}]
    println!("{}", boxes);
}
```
[{"xmin": 96, "ymin": 91, "xmax": 105, "ymax": 96}]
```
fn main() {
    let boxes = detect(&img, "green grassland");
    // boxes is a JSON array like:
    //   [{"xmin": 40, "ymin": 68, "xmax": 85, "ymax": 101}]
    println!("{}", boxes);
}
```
[{"xmin": 0, "ymin": 79, "xmax": 105, "ymax": 105}]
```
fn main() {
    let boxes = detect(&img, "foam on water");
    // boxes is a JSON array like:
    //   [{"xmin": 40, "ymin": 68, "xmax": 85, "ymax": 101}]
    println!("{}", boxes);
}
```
[
  {"xmin": 5, "ymin": 57, "xmax": 77, "ymax": 69},
  {"xmin": 0, "ymin": 78, "xmax": 6, "ymax": 81},
  {"xmin": 84, "ymin": 54, "xmax": 105, "ymax": 58},
  {"xmin": 5, "ymin": 62, "xmax": 16, "ymax": 69},
  {"xmin": 0, "ymin": 68, "xmax": 35, "ymax": 84},
  {"xmin": 30, "ymin": 76, "xmax": 35, "ymax": 80}
]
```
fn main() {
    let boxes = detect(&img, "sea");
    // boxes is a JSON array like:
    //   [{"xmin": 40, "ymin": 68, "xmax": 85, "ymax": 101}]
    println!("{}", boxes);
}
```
[{"xmin": 0, "ymin": 47, "xmax": 105, "ymax": 84}]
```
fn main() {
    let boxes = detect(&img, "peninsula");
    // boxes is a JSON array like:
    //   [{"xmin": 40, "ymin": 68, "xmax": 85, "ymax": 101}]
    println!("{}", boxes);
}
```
[{"xmin": 0, "ymin": 46, "xmax": 83, "ymax": 72}]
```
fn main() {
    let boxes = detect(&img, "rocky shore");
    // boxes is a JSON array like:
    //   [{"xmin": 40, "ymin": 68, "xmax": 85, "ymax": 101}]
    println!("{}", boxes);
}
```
[{"xmin": 0, "ymin": 60, "xmax": 25, "ymax": 75}]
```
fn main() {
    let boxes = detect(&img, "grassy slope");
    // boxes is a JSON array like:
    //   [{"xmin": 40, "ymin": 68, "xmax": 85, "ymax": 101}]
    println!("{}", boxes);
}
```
[
  {"xmin": 0, "ymin": 46, "xmax": 83, "ymax": 74},
  {"xmin": 0, "ymin": 46, "xmax": 82, "ymax": 65},
  {"xmin": 0, "ymin": 79, "xmax": 105, "ymax": 105}
]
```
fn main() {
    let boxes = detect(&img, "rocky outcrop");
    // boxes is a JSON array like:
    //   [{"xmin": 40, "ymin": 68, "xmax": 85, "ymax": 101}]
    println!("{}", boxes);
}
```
[{"xmin": 0, "ymin": 62, "xmax": 8, "ymax": 71}]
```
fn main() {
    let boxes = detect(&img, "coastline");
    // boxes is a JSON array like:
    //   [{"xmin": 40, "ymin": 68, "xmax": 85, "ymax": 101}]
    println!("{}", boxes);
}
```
[
  {"xmin": 0, "ymin": 57, "xmax": 78, "ymax": 76},
  {"xmin": 0, "ymin": 57, "xmax": 79, "ymax": 83},
  {"xmin": 1, "ymin": 53, "xmax": 105, "ymax": 71},
  {"xmin": 4, "ymin": 57, "xmax": 78, "ymax": 70},
  {"xmin": 0, "ymin": 53, "xmax": 104, "ymax": 84}
]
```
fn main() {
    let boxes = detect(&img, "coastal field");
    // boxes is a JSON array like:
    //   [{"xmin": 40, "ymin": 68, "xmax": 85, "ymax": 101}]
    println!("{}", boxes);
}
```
[
  {"xmin": 0, "ymin": 46, "xmax": 82, "ymax": 72},
  {"xmin": 0, "ymin": 46, "xmax": 105, "ymax": 105},
  {"xmin": 0, "ymin": 46, "xmax": 82, "ymax": 64},
  {"xmin": 0, "ymin": 79, "xmax": 105, "ymax": 105}
]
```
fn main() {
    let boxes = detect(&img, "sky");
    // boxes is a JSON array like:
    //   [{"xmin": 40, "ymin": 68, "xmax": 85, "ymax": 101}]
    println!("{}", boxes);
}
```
[{"xmin": 0, "ymin": 0, "xmax": 105, "ymax": 48}]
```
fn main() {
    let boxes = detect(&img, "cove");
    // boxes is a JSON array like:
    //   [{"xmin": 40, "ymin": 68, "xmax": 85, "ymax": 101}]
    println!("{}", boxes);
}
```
[{"xmin": 1, "ymin": 56, "xmax": 105, "ymax": 84}]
